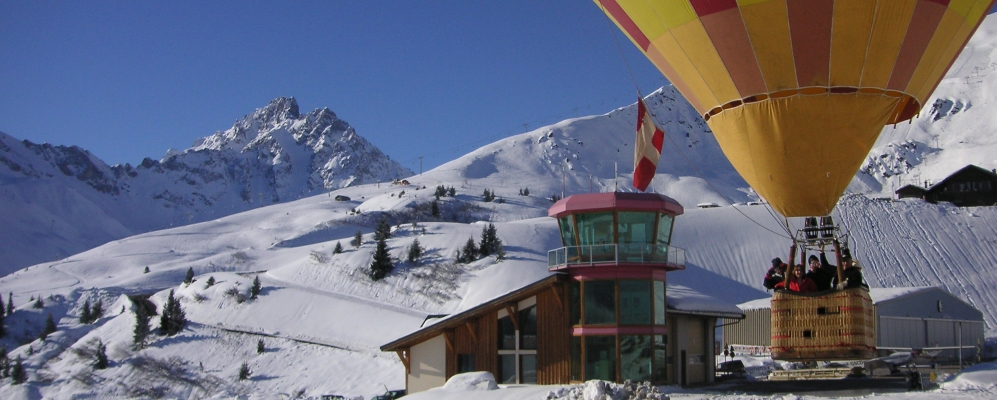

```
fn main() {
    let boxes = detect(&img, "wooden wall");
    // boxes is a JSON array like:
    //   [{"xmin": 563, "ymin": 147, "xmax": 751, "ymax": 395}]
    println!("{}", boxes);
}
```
[
  {"xmin": 537, "ymin": 284, "xmax": 570, "ymax": 384},
  {"xmin": 445, "ymin": 311, "xmax": 498, "ymax": 380}
]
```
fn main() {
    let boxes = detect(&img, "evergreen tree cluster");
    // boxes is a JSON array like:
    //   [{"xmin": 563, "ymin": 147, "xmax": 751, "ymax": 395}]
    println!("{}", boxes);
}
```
[
  {"xmin": 238, "ymin": 361, "xmax": 251, "ymax": 380},
  {"xmin": 159, "ymin": 290, "xmax": 186, "ymax": 336},
  {"xmin": 79, "ymin": 298, "xmax": 104, "ymax": 324},
  {"xmin": 549, "ymin": 194, "xmax": 562, "ymax": 203},
  {"xmin": 482, "ymin": 189, "xmax": 496, "ymax": 202},
  {"xmin": 11, "ymin": 355, "xmax": 25, "ymax": 385},
  {"xmin": 456, "ymin": 223, "xmax": 505, "ymax": 263},
  {"xmin": 518, "ymin": 187, "xmax": 530, "ymax": 196},
  {"xmin": 434, "ymin": 185, "xmax": 456, "ymax": 200}
]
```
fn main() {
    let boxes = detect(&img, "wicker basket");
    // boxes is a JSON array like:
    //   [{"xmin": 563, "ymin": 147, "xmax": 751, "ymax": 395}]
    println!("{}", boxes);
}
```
[{"xmin": 770, "ymin": 287, "xmax": 875, "ymax": 361}]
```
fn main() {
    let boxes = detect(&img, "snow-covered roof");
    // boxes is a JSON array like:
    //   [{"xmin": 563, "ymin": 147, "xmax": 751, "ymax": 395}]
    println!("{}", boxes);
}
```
[
  {"xmin": 666, "ymin": 284, "xmax": 743, "ymax": 318},
  {"xmin": 738, "ymin": 287, "xmax": 940, "ymax": 310}
]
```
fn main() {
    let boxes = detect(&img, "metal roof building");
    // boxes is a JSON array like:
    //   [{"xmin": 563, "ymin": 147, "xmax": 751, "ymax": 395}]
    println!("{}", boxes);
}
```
[{"xmin": 723, "ymin": 287, "xmax": 985, "ymax": 362}]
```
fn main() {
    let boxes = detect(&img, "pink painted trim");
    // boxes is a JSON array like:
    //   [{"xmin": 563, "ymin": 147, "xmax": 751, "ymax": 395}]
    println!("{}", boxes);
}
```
[
  {"xmin": 571, "ymin": 326, "xmax": 669, "ymax": 335},
  {"xmin": 548, "ymin": 192, "xmax": 683, "ymax": 218}
]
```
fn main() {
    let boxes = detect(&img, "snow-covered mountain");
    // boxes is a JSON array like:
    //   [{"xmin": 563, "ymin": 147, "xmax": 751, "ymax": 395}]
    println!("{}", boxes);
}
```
[
  {"xmin": 0, "ymin": 97, "xmax": 412, "ymax": 273},
  {"xmin": 3, "ymin": 14, "xmax": 997, "ymax": 400}
]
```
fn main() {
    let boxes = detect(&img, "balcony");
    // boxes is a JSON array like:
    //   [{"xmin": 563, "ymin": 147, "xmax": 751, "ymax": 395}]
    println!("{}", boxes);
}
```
[{"xmin": 547, "ymin": 244, "xmax": 685, "ymax": 269}]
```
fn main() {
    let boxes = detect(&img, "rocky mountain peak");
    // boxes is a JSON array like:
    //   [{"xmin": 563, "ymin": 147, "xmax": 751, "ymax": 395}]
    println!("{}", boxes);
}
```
[{"xmin": 256, "ymin": 97, "xmax": 300, "ymax": 122}]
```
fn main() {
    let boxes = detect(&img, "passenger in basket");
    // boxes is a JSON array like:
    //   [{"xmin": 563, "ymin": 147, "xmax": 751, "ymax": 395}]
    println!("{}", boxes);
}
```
[
  {"xmin": 775, "ymin": 266, "xmax": 817, "ymax": 293},
  {"xmin": 807, "ymin": 252, "xmax": 837, "ymax": 291},
  {"xmin": 833, "ymin": 256, "xmax": 870, "ymax": 290},
  {"xmin": 763, "ymin": 257, "xmax": 787, "ymax": 290}
]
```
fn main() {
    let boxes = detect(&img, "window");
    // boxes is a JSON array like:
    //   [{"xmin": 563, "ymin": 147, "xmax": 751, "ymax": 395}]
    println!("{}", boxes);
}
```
[
  {"xmin": 498, "ymin": 355, "xmax": 516, "ymax": 383},
  {"xmin": 656, "ymin": 214, "xmax": 674, "ymax": 246},
  {"xmin": 519, "ymin": 306, "xmax": 537, "ymax": 350},
  {"xmin": 620, "ymin": 335, "xmax": 652, "ymax": 382},
  {"xmin": 498, "ymin": 315, "xmax": 516, "ymax": 350},
  {"xmin": 497, "ymin": 304, "xmax": 538, "ymax": 384},
  {"xmin": 584, "ymin": 281, "xmax": 616, "ymax": 325},
  {"xmin": 653, "ymin": 335, "xmax": 667, "ymax": 383},
  {"xmin": 571, "ymin": 336, "xmax": 582, "ymax": 381},
  {"xmin": 654, "ymin": 281, "xmax": 666, "ymax": 325},
  {"xmin": 457, "ymin": 354, "xmax": 476, "ymax": 373},
  {"xmin": 520, "ymin": 355, "xmax": 537, "ymax": 383},
  {"xmin": 618, "ymin": 212, "xmax": 654, "ymax": 259},
  {"xmin": 577, "ymin": 212, "xmax": 614, "ymax": 246},
  {"xmin": 585, "ymin": 336, "xmax": 616, "ymax": 381},
  {"xmin": 619, "ymin": 280, "xmax": 651, "ymax": 325},
  {"xmin": 559, "ymin": 215, "xmax": 576, "ymax": 247}
]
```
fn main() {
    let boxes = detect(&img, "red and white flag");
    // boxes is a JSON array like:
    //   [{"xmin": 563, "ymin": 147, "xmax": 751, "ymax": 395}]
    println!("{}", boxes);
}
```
[{"xmin": 633, "ymin": 97, "xmax": 665, "ymax": 191}]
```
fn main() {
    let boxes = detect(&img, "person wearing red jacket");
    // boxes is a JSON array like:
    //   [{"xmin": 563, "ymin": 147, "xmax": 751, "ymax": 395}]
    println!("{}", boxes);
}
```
[{"xmin": 775, "ymin": 265, "xmax": 817, "ymax": 293}]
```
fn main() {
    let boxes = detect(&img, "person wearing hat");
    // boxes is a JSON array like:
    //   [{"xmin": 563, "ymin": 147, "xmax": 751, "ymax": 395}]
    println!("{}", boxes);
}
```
[
  {"xmin": 832, "ymin": 254, "xmax": 869, "ymax": 290},
  {"xmin": 763, "ymin": 257, "xmax": 787, "ymax": 290},
  {"xmin": 807, "ymin": 251, "xmax": 837, "ymax": 291}
]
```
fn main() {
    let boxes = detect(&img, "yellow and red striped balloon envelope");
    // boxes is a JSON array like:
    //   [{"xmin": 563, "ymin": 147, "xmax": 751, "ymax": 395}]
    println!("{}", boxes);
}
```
[{"xmin": 596, "ymin": 0, "xmax": 994, "ymax": 217}]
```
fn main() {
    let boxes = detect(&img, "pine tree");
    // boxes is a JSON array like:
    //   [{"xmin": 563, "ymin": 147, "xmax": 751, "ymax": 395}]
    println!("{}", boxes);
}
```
[
  {"xmin": 238, "ymin": 361, "xmax": 251, "ymax": 380},
  {"xmin": 447, "ymin": 187, "xmax": 456, "ymax": 197},
  {"xmin": 39, "ymin": 313, "xmax": 56, "ymax": 340},
  {"xmin": 144, "ymin": 266, "xmax": 150, "ymax": 273},
  {"xmin": 251, "ymin": 276, "xmax": 262, "ymax": 299},
  {"xmin": 160, "ymin": 289, "xmax": 186, "ymax": 336},
  {"xmin": 11, "ymin": 355, "xmax": 25, "ymax": 384},
  {"xmin": 478, "ymin": 223, "xmax": 498, "ymax": 257},
  {"xmin": 369, "ymin": 237, "xmax": 393, "ymax": 281},
  {"xmin": 184, "ymin": 267, "xmax": 195, "ymax": 285},
  {"xmin": 0, "ymin": 346, "xmax": 8, "ymax": 378},
  {"xmin": 407, "ymin": 238, "xmax": 423, "ymax": 264},
  {"xmin": 461, "ymin": 237, "xmax": 478, "ymax": 263},
  {"xmin": 80, "ymin": 299, "xmax": 92, "ymax": 324},
  {"xmin": 5, "ymin": 292, "xmax": 11, "ymax": 315},
  {"xmin": 374, "ymin": 217, "xmax": 392, "ymax": 241},
  {"xmin": 33, "ymin": 297, "xmax": 44, "ymax": 309},
  {"xmin": 351, "ymin": 229, "xmax": 363, "ymax": 248},
  {"xmin": 434, "ymin": 185, "xmax": 446, "ymax": 200},
  {"xmin": 0, "ymin": 305, "xmax": 4, "ymax": 338},
  {"xmin": 257, "ymin": 339, "xmax": 265, "ymax": 354},
  {"xmin": 482, "ymin": 189, "xmax": 493, "ymax": 202},
  {"xmin": 133, "ymin": 302, "xmax": 151, "ymax": 350},
  {"xmin": 333, "ymin": 242, "xmax": 343, "ymax": 254},
  {"xmin": 431, "ymin": 200, "xmax": 440, "ymax": 217},
  {"xmin": 95, "ymin": 339, "xmax": 108, "ymax": 369},
  {"xmin": 92, "ymin": 299, "xmax": 104, "ymax": 322},
  {"xmin": 205, "ymin": 276, "xmax": 216, "ymax": 288},
  {"xmin": 0, "ymin": 295, "xmax": 5, "ymax": 318}
]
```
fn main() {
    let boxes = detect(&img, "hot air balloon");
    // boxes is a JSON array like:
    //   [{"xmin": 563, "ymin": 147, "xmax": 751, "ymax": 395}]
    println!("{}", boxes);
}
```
[
  {"xmin": 596, "ymin": 0, "xmax": 994, "ymax": 217},
  {"xmin": 595, "ymin": 0, "xmax": 995, "ymax": 363}
]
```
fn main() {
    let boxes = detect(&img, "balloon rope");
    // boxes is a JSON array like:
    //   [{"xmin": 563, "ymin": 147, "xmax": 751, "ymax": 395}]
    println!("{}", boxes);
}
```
[
  {"xmin": 642, "ymin": 101, "xmax": 792, "ymax": 240},
  {"xmin": 596, "ymin": 2, "xmax": 643, "ymax": 97}
]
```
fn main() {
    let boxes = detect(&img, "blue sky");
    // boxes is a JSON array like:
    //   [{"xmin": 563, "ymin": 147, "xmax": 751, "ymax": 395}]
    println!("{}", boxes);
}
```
[{"xmin": 0, "ymin": 1, "xmax": 667, "ymax": 173}]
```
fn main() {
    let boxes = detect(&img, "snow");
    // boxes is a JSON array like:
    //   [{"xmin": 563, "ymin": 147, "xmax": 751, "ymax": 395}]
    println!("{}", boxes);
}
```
[{"xmin": 2, "ymin": 13, "xmax": 997, "ymax": 399}]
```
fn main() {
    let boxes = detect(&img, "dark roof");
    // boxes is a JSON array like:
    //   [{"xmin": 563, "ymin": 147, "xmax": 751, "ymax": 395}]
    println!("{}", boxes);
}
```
[
  {"xmin": 927, "ymin": 164, "xmax": 997, "ymax": 192},
  {"xmin": 895, "ymin": 184, "xmax": 926, "ymax": 194}
]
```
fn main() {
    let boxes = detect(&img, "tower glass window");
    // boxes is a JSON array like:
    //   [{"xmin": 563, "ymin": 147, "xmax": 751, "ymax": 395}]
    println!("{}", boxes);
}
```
[{"xmin": 583, "ymin": 280, "xmax": 616, "ymax": 325}]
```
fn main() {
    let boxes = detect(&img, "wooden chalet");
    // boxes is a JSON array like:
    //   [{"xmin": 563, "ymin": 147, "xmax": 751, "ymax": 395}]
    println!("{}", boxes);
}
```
[
  {"xmin": 381, "ymin": 192, "xmax": 744, "ymax": 394},
  {"xmin": 895, "ymin": 165, "xmax": 997, "ymax": 206}
]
